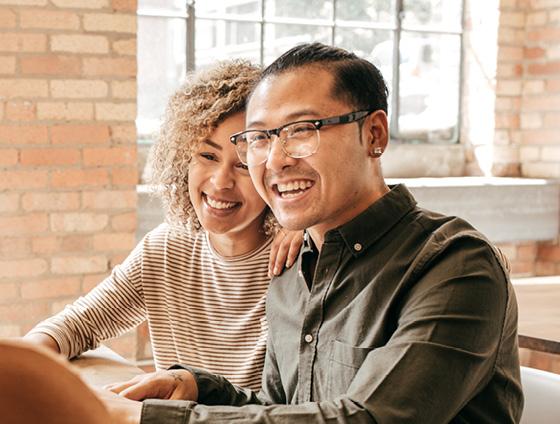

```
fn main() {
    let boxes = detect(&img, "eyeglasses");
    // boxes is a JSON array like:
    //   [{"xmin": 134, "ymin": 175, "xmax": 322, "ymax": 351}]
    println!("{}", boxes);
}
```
[{"xmin": 230, "ymin": 109, "xmax": 374, "ymax": 167}]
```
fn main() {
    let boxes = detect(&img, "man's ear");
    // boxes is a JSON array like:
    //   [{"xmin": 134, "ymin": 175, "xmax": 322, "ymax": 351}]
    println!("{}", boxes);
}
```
[{"xmin": 363, "ymin": 110, "xmax": 389, "ymax": 158}]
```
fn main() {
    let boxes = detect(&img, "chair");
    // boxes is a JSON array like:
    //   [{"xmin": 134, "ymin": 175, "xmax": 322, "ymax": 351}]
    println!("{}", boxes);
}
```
[{"xmin": 520, "ymin": 366, "xmax": 560, "ymax": 424}]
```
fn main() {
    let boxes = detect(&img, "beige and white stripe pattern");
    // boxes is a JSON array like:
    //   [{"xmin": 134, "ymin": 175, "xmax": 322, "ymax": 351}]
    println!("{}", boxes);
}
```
[{"xmin": 27, "ymin": 223, "xmax": 272, "ymax": 390}]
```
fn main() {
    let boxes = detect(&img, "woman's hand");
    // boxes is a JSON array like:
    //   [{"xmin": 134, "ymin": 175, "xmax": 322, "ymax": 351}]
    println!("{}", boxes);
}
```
[
  {"xmin": 268, "ymin": 229, "xmax": 304, "ymax": 277},
  {"xmin": 104, "ymin": 369, "xmax": 198, "ymax": 402}
]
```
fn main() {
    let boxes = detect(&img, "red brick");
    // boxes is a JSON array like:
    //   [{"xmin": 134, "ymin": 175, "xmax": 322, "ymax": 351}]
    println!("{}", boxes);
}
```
[
  {"xmin": 517, "ymin": 243, "xmax": 538, "ymax": 259},
  {"xmin": 0, "ymin": 170, "xmax": 49, "ymax": 190},
  {"xmin": 0, "ymin": 56, "xmax": 16, "ymax": 74},
  {"xmin": 535, "ymin": 261, "xmax": 556, "ymax": 276},
  {"xmin": 51, "ymin": 168, "xmax": 110, "ymax": 188},
  {"xmin": 83, "ymin": 146, "xmax": 136, "ymax": 166},
  {"xmin": 51, "ymin": 34, "xmax": 109, "ymax": 54},
  {"xmin": 523, "ymin": 95, "xmax": 560, "ymax": 111},
  {"xmin": 83, "ymin": 57, "xmax": 136, "ymax": 76},
  {"xmin": 110, "ymin": 124, "xmax": 137, "ymax": 144},
  {"xmin": 0, "ymin": 193, "xmax": 19, "ymax": 213},
  {"xmin": 0, "ymin": 302, "xmax": 50, "ymax": 324},
  {"xmin": 0, "ymin": 213, "xmax": 49, "ymax": 236},
  {"xmin": 51, "ymin": 0, "xmax": 107, "ymax": 8},
  {"xmin": 0, "ymin": 258, "xmax": 48, "ymax": 279},
  {"xmin": 111, "ymin": 212, "xmax": 137, "ymax": 232},
  {"xmin": 50, "ymin": 212, "xmax": 109, "ymax": 233},
  {"xmin": 528, "ymin": 61, "xmax": 560, "ymax": 76},
  {"xmin": 5, "ymin": 101, "xmax": 36, "ymax": 121},
  {"xmin": 21, "ymin": 277, "xmax": 81, "ymax": 299},
  {"xmin": 527, "ymin": 27, "xmax": 560, "ymax": 42},
  {"xmin": 51, "ymin": 255, "xmax": 108, "ymax": 275},
  {"xmin": 0, "ymin": 237, "xmax": 29, "ymax": 258},
  {"xmin": 51, "ymin": 124, "xmax": 110, "ymax": 145},
  {"xmin": 60, "ymin": 235, "xmax": 92, "ymax": 252},
  {"xmin": 546, "ymin": 79, "xmax": 560, "ymax": 92},
  {"xmin": 93, "ymin": 232, "xmax": 135, "ymax": 251},
  {"xmin": 0, "ymin": 148, "xmax": 18, "ymax": 166},
  {"xmin": 0, "ymin": 125, "xmax": 48, "ymax": 145},
  {"xmin": 524, "ymin": 47, "xmax": 546, "ymax": 59},
  {"xmin": 510, "ymin": 260, "xmax": 534, "ymax": 277},
  {"xmin": 0, "ymin": 283, "xmax": 18, "ymax": 301},
  {"xmin": 521, "ymin": 130, "xmax": 560, "ymax": 144},
  {"xmin": 20, "ymin": 55, "xmax": 81, "ymax": 76},
  {"xmin": 82, "ymin": 190, "xmax": 137, "ymax": 210},
  {"xmin": 20, "ymin": 148, "xmax": 81, "ymax": 166},
  {"xmin": 21, "ymin": 192, "xmax": 80, "ymax": 212},
  {"xmin": 0, "ymin": 33, "xmax": 47, "ymax": 52},
  {"xmin": 37, "ymin": 102, "xmax": 94, "ymax": 121},
  {"xmin": 0, "ymin": 9, "xmax": 16, "ymax": 28},
  {"xmin": 111, "ymin": 166, "xmax": 138, "ymax": 186},
  {"xmin": 109, "ymin": 252, "xmax": 129, "ymax": 268},
  {"xmin": 544, "ymin": 112, "xmax": 560, "ymax": 127},
  {"xmin": 20, "ymin": 9, "xmax": 80, "ymax": 30},
  {"xmin": 112, "ymin": 38, "xmax": 135, "ymax": 56},
  {"xmin": 31, "ymin": 236, "xmax": 60, "ymax": 255},
  {"xmin": 537, "ymin": 244, "xmax": 560, "ymax": 261},
  {"xmin": 112, "ymin": 0, "xmax": 137, "ymax": 12}
]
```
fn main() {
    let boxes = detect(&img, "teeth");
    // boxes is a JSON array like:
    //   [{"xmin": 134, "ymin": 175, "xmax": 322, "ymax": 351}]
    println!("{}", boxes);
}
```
[
  {"xmin": 206, "ymin": 196, "xmax": 237, "ymax": 210},
  {"xmin": 277, "ymin": 180, "xmax": 313, "ymax": 193}
]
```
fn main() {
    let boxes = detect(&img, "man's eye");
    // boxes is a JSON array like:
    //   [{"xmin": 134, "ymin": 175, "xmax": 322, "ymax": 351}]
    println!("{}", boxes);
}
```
[{"xmin": 236, "ymin": 162, "xmax": 249, "ymax": 171}]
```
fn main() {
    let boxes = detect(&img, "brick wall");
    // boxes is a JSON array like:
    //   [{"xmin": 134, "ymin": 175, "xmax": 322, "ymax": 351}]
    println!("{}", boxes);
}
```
[
  {"xmin": 493, "ymin": 0, "xmax": 560, "ymax": 276},
  {"xmin": 0, "ymin": 0, "xmax": 138, "ymax": 359}
]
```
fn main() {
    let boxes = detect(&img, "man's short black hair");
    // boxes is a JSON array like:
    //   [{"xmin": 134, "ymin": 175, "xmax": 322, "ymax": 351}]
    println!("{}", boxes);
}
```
[{"xmin": 261, "ymin": 42, "xmax": 388, "ymax": 113}]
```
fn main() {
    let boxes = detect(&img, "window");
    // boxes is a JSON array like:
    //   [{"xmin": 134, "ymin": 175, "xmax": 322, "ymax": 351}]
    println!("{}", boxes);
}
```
[{"xmin": 137, "ymin": 0, "xmax": 464, "ymax": 144}]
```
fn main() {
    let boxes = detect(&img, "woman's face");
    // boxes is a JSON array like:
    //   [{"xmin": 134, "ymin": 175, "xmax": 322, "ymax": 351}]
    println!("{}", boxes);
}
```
[{"xmin": 188, "ymin": 112, "xmax": 267, "ymax": 245}]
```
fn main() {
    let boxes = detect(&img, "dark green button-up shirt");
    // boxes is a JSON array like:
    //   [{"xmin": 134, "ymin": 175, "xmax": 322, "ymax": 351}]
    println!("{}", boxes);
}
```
[{"xmin": 142, "ymin": 184, "xmax": 523, "ymax": 423}]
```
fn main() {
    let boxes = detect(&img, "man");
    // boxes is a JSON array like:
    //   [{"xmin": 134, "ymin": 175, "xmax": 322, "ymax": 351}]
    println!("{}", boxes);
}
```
[{"xmin": 105, "ymin": 42, "xmax": 523, "ymax": 423}]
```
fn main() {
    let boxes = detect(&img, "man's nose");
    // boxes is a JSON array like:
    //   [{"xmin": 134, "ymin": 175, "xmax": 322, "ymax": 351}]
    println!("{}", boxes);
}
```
[{"xmin": 265, "ymin": 135, "xmax": 296, "ymax": 172}]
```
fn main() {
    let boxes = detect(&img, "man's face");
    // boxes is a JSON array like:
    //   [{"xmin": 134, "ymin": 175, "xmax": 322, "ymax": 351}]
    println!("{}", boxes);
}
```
[{"xmin": 246, "ymin": 66, "xmax": 381, "ymax": 239}]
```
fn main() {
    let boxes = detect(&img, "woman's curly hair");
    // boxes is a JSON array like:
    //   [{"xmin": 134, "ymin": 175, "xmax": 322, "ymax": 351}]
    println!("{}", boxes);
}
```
[{"xmin": 149, "ymin": 60, "xmax": 276, "ymax": 236}]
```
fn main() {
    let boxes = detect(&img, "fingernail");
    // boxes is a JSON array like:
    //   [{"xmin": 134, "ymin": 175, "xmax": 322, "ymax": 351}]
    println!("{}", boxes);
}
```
[{"xmin": 274, "ymin": 266, "xmax": 279, "ymax": 275}]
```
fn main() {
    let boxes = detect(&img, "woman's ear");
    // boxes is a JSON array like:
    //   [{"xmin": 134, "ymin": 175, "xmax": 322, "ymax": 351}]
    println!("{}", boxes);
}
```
[{"xmin": 364, "ymin": 110, "xmax": 389, "ymax": 158}]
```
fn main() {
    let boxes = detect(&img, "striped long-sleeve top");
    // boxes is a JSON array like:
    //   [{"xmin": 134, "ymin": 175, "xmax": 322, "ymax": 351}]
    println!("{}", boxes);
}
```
[{"xmin": 27, "ymin": 223, "xmax": 272, "ymax": 390}]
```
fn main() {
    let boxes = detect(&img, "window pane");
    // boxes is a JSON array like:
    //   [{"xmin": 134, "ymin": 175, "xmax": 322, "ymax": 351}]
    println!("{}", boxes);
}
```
[
  {"xmin": 265, "ymin": 0, "xmax": 333, "ymax": 20},
  {"xmin": 195, "ymin": 19, "xmax": 261, "ymax": 68},
  {"xmin": 397, "ymin": 32, "xmax": 461, "ymax": 142},
  {"xmin": 263, "ymin": 24, "xmax": 331, "ymax": 64},
  {"xmin": 138, "ymin": 0, "xmax": 186, "ymax": 14},
  {"xmin": 196, "ymin": 0, "xmax": 260, "ymax": 17},
  {"xmin": 336, "ymin": 0, "xmax": 395, "ymax": 24},
  {"xmin": 402, "ymin": 0, "xmax": 462, "ymax": 30},
  {"xmin": 137, "ymin": 16, "xmax": 186, "ymax": 136}
]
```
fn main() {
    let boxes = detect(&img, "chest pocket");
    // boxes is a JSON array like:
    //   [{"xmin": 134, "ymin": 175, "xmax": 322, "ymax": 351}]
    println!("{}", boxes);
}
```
[{"xmin": 327, "ymin": 339, "xmax": 373, "ymax": 398}]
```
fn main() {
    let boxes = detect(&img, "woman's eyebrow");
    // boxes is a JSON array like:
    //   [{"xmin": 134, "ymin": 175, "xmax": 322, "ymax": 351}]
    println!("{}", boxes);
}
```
[{"xmin": 202, "ymin": 139, "xmax": 222, "ymax": 150}]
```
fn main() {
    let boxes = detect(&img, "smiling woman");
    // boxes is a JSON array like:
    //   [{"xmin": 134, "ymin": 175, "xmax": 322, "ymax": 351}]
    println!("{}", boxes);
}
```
[{"xmin": 24, "ymin": 60, "xmax": 302, "ymax": 392}]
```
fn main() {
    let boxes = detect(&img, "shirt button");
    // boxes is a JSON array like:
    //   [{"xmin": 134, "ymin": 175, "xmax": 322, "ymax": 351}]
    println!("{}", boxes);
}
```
[
  {"xmin": 304, "ymin": 334, "xmax": 313, "ymax": 343},
  {"xmin": 354, "ymin": 243, "xmax": 362, "ymax": 251}
]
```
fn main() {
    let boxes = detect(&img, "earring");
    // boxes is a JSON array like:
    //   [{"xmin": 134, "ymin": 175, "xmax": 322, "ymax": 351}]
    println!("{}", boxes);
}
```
[{"xmin": 372, "ymin": 147, "xmax": 383, "ymax": 157}]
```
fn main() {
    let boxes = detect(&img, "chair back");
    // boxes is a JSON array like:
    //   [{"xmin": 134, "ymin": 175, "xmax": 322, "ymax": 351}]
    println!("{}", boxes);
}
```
[{"xmin": 520, "ymin": 366, "xmax": 560, "ymax": 424}]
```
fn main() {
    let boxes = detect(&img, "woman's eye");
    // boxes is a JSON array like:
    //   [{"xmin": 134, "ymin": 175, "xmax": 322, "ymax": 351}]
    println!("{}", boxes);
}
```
[
  {"xmin": 200, "ymin": 153, "xmax": 216, "ymax": 161},
  {"xmin": 236, "ymin": 163, "xmax": 249, "ymax": 171}
]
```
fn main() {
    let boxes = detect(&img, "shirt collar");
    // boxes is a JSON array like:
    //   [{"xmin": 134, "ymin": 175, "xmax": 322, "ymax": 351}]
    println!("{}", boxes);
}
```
[{"xmin": 324, "ymin": 184, "xmax": 417, "ymax": 257}]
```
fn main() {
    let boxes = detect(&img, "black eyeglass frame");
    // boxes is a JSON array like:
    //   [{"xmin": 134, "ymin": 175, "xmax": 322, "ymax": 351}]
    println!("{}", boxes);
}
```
[{"xmin": 229, "ymin": 109, "xmax": 375, "ymax": 148}]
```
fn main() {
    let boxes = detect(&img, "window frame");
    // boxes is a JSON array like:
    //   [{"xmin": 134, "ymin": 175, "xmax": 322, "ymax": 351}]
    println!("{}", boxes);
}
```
[{"xmin": 137, "ymin": 0, "xmax": 465, "ymax": 143}]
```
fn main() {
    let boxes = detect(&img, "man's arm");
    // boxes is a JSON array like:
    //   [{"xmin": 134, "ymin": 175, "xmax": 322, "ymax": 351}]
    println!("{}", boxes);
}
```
[{"xmin": 108, "ymin": 237, "xmax": 512, "ymax": 423}]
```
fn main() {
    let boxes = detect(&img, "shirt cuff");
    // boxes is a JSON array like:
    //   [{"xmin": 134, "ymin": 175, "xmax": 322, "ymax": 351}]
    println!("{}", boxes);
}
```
[{"xmin": 141, "ymin": 399, "xmax": 194, "ymax": 424}]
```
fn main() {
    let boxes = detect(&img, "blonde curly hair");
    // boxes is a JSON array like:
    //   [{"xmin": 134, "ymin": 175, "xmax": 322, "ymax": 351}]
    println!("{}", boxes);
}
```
[{"xmin": 149, "ymin": 60, "xmax": 276, "ymax": 235}]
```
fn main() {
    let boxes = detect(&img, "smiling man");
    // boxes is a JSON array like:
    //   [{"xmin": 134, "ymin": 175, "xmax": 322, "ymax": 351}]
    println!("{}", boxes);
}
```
[{"xmin": 105, "ymin": 43, "xmax": 523, "ymax": 424}]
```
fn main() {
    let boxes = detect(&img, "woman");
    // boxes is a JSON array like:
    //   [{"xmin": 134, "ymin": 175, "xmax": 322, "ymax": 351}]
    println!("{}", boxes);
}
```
[{"xmin": 25, "ymin": 60, "xmax": 301, "ymax": 391}]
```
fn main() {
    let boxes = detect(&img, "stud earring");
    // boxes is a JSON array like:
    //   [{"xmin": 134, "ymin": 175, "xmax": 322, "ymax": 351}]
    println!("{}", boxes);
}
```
[{"xmin": 372, "ymin": 147, "xmax": 383, "ymax": 157}]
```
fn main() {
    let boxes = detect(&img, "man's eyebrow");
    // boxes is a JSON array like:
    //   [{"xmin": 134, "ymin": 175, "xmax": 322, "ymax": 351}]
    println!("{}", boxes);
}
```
[
  {"xmin": 247, "ymin": 109, "xmax": 321, "ymax": 129},
  {"xmin": 202, "ymin": 139, "xmax": 222, "ymax": 150}
]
